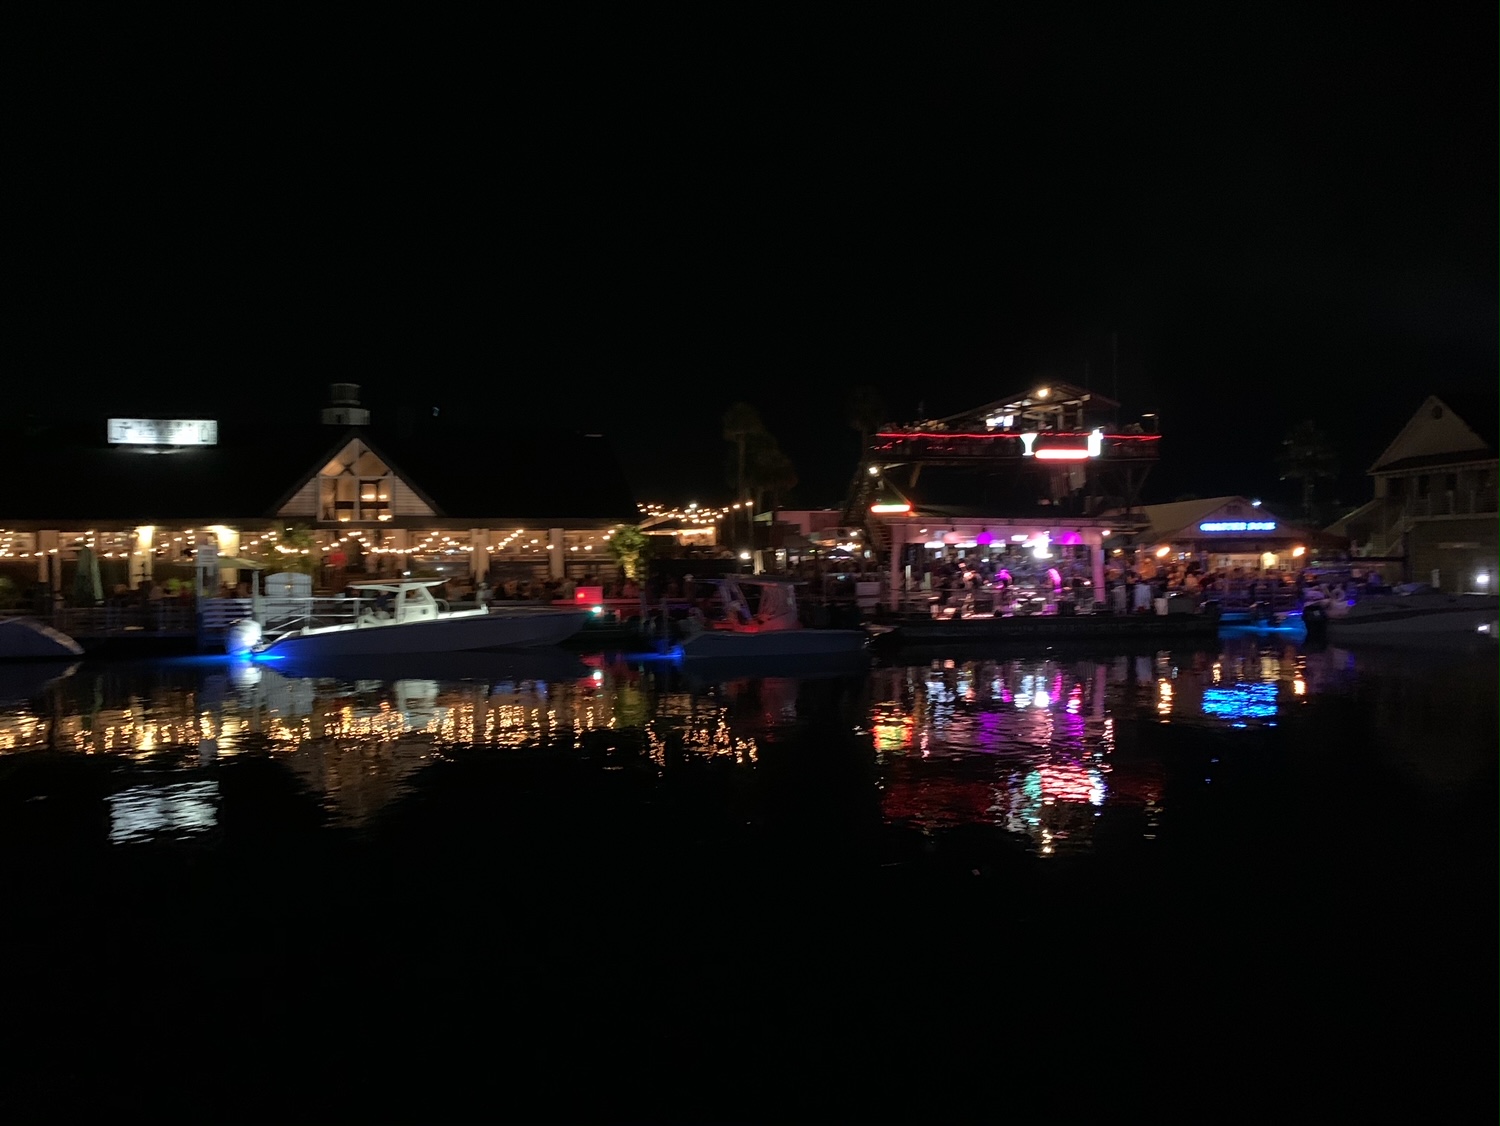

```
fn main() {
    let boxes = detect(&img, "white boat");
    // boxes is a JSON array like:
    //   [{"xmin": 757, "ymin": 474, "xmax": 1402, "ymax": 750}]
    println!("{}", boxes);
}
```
[
  {"xmin": 0, "ymin": 616, "xmax": 85, "ymax": 660},
  {"xmin": 238, "ymin": 579, "xmax": 589, "ymax": 660},
  {"xmin": 1317, "ymin": 585, "xmax": 1500, "ymax": 648},
  {"xmin": 675, "ymin": 577, "xmax": 869, "ymax": 660}
]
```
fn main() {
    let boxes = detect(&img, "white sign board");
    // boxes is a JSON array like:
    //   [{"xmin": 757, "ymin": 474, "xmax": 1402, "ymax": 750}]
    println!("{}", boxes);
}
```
[
  {"xmin": 107, "ymin": 418, "xmax": 218, "ymax": 446},
  {"xmin": 195, "ymin": 544, "xmax": 220, "ymax": 597}
]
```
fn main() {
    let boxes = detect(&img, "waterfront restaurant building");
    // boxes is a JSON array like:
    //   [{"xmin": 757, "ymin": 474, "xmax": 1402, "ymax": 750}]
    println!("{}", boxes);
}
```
[
  {"xmin": 0, "ymin": 385, "xmax": 639, "ymax": 598},
  {"xmin": 852, "ymin": 382, "xmax": 1163, "ymax": 609},
  {"xmin": 1098, "ymin": 496, "xmax": 1337, "ymax": 574}
]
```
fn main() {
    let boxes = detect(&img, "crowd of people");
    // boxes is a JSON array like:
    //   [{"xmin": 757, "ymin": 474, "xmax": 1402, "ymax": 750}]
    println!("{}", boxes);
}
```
[
  {"xmin": 456, "ymin": 572, "xmax": 642, "ymax": 605},
  {"xmin": 1100, "ymin": 557, "xmax": 1390, "ymax": 614},
  {"xmin": 351, "ymin": 551, "xmax": 1395, "ymax": 619}
]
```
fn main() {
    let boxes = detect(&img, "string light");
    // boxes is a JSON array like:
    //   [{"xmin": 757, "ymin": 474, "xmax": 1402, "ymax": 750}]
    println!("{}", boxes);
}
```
[{"xmin": 0, "ymin": 523, "xmax": 628, "ymax": 568}]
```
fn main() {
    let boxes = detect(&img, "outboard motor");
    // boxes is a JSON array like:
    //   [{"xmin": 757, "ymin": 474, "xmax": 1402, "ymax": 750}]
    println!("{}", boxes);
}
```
[
  {"xmin": 224, "ymin": 618, "xmax": 263, "ymax": 657},
  {"xmin": 1301, "ymin": 600, "xmax": 1329, "ymax": 643}
]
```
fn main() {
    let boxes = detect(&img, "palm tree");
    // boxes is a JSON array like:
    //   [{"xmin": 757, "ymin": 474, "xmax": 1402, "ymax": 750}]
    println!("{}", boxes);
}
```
[
  {"xmin": 1276, "ymin": 420, "xmax": 1339, "ymax": 521},
  {"xmin": 847, "ymin": 385, "xmax": 887, "ymax": 458},
  {"xmin": 721, "ymin": 402, "xmax": 766, "ymax": 546},
  {"xmin": 747, "ymin": 436, "xmax": 798, "ymax": 514},
  {"xmin": 758, "ymin": 447, "xmax": 798, "ymax": 512}
]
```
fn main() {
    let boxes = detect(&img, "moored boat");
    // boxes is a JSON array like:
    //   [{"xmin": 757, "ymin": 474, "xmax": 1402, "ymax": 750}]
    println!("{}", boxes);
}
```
[
  {"xmin": 1309, "ymin": 585, "xmax": 1498, "ymax": 648},
  {"xmin": 0, "ymin": 616, "xmax": 86, "ymax": 660},
  {"xmin": 675, "ymin": 577, "xmax": 868, "ymax": 660},
  {"xmin": 238, "ymin": 579, "xmax": 588, "ymax": 660}
]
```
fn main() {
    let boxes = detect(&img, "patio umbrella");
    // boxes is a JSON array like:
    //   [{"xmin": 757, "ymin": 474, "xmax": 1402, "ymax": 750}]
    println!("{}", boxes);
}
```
[{"xmin": 73, "ymin": 545, "xmax": 103, "ymax": 607}]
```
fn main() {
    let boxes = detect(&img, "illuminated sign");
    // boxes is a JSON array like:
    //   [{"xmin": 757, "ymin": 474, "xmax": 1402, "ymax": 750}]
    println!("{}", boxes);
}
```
[
  {"xmin": 1023, "ymin": 428, "xmax": 1104, "ymax": 461},
  {"xmin": 107, "ymin": 419, "xmax": 219, "ymax": 446},
  {"xmin": 1199, "ymin": 520, "xmax": 1277, "ymax": 533}
]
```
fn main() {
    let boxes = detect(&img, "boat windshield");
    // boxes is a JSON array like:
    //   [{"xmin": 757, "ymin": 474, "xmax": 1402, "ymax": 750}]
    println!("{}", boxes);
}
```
[{"xmin": 686, "ymin": 580, "xmax": 762, "ymax": 626}]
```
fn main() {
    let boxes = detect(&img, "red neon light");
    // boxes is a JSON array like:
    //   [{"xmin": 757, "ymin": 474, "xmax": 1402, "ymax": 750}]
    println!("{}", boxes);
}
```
[{"xmin": 1033, "ymin": 449, "xmax": 1092, "ymax": 460}]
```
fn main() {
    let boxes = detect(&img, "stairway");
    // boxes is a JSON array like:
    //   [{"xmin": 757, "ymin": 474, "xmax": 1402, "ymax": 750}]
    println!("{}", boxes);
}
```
[{"xmin": 840, "ymin": 460, "xmax": 878, "ymax": 526}]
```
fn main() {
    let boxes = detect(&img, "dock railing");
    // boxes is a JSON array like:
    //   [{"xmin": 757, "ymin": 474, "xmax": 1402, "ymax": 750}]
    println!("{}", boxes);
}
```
[{"xmin": 51, "ymin": 603, "xmax": 200, "ymax": 636}]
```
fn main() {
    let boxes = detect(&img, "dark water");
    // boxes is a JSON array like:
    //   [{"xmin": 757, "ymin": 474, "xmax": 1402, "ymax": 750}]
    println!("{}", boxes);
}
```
[{"xmin": 1, "ymin": 636, "xmax": 1493, "ymax": 1122}]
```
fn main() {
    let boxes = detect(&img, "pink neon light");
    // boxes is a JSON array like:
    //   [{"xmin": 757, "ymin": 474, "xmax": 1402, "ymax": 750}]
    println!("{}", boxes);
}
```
[
  {"xmin": 1033, "ymin": 449, "xmax": 1092, "ymax": 460},
  {"xmin": 874, "ymin": 432, "xmax": 1159, "ymax": 441}
]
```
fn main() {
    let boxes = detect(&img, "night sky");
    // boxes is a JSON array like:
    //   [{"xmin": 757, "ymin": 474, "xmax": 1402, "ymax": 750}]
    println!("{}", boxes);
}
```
[{"xmin": 13, "ymin": 7, "xmax": 1495, "ymax": 512}]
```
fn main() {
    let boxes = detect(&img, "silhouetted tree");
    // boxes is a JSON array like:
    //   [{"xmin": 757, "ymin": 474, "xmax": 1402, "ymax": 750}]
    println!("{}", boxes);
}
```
[
  {"xmin": 721, "ymin": 402, "xmax": 766, "ymax": 545},
  {"xmin": 1277, "ymin": 420, "xmax": 1339, "ymax": 521},
  {"xmin": 847, "ymin": 385, "xmax": 887, "ymax": 456},
  {"xmin": 748, "ymin": 437, "xmax": 798, "ymax": 514}
]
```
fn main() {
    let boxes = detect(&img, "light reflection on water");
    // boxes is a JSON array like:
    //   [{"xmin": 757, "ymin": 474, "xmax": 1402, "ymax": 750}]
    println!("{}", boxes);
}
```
[{"xmin": 0, "ymin": 637, "xmax": 1492, "ymax": 852}]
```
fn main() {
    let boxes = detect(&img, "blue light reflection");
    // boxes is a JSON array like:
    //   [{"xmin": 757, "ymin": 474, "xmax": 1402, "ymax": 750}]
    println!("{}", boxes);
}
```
[{"xmin": 1202, "ymin": 682, "xmax": 1278, "ymax": 721}]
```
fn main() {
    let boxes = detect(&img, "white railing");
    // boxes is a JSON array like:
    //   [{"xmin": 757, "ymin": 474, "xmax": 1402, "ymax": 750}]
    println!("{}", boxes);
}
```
[
  {"xmin": 256, "ymin": 596, "xmax": 365, "ymax": 640},
  {"xmin": 1402, "ymin": 492, "xmax": 1498, "ymax": 519}
]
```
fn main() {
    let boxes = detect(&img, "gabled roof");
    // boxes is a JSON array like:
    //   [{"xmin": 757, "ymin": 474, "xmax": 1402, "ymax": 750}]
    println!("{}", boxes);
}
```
[
  {"xmin": 1097, "ymin": 496, "xmax": 1322, "ymax": 541},
  {"xmin": 266, "ymin": 428, "xmax": 444, "ymax": 517},
  {"xmin": 1369, "ymin": 393, "xmax": 1497, "ymax": 474},
  {"xmin": 1117, "ymin": 496, "xmax": 1242, "ymax": 539}
]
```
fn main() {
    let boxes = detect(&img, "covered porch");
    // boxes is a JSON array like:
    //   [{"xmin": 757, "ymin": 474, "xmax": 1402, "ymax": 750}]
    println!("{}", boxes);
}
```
[{"xmin": 870, "ymin": 514, "xmax": 1123, "ymax": 615}]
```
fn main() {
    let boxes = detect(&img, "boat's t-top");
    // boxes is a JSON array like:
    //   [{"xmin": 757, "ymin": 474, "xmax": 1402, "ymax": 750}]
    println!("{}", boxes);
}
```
[
  {"xmin": 346, "ymin": 578, "xmax": 449, "ymax": 625},
  {"xmin": 689, "ymin": 576, "xmax": 803, "ymax": 632}
]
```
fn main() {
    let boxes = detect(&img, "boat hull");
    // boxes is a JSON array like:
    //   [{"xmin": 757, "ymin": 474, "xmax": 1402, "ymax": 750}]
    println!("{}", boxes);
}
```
[
  {"xmin": 1322, "ymin": 594, "xmax": 1499, "ymax": 647},
  {"xmin": 676, "ymin": 628, "xmax": 869, "ymax": 660},
  {"xmin": 0, "ymin": 617, "xmax": 86, "ymax": 660},
  {"xmin": 258, "ymin": 608, "xmax": 589, "ymax": 659}
]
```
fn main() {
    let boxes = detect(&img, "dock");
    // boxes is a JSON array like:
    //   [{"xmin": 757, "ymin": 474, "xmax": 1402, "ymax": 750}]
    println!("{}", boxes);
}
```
[
  {"xmin": 869, "ymin": 605, "xmax": 1222, "ymax": 648},
  {"xmin": 4, "ymin": 601, "xmax": 251, "ymax": 657}
]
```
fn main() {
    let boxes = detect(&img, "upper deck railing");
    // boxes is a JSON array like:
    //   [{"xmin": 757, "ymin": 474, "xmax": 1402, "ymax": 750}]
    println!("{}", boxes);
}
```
[
  {"xmin": 1400, "ymin": 490, "xmax": 1498, "ymax": 518},
  {"xmin": 868, "ymin": 430, "xmax": 1160, "ymax": 463}
]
